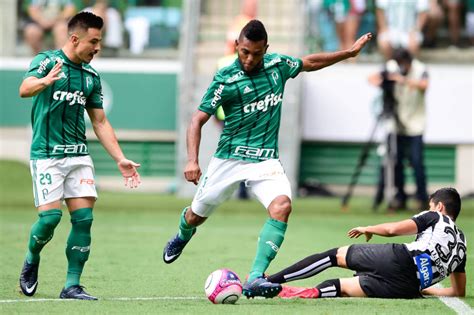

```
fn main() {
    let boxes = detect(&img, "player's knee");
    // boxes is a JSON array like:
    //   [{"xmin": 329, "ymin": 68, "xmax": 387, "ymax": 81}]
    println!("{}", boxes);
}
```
[
  {"xmin": 268, "ymin": 196, "xmax": 292, "ymax": 220},
  {"xmin": 336, "ymin": 246, "xmax": 349, "ymax": 267},
  {"xmin": 39, "ymin": 212, "xmax": 62, "ymax": 229}
]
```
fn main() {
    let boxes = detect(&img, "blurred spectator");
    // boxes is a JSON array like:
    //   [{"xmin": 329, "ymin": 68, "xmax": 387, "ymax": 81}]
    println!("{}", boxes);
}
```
[
  {"xmin": 424, "ymin": 0, "xmax": 444, "ymax": 47},
  {"xmin": 466, "ymin": 0, "xmax": 474, "ymax": 46},
  {"xmin": 369, "ymin": 49, "xmax": 429, "ymax": 211},
  {"xmin": 424, "ymin": 0, "xmax": 463, "ymax": 48},
  {"xmin": 82, "ymin": 0, "xmax": 124, "ymax": 53},
  {"xmin": 23, "ymin": 0, "xmax": 76, "ymax": 55},
  {"xmin": 323, "ymin": 0, "xmax": 366, "ymax": 50},
  {"xmin": 225, "ymin": 0, "xmax": 257, "ymax": 55},
  {"xmin": 376, "ymin": 0, "xmax": 429, "ymax": 59}
]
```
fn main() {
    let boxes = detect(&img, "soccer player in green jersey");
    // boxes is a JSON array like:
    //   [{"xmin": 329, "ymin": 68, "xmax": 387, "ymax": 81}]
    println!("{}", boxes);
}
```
[
  {"xmin": 163, "ymin": 20, "xmax": 372, "ymax": 298},
  {"xmin": 18, "ymin": 12, "xmax": 141, "ymax": 300}
]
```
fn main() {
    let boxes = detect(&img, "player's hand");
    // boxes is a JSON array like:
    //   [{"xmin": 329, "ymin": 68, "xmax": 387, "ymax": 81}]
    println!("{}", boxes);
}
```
[
  {"xmin": 347, "ymin": 226, "xmax": 373, "ymax": 242},
  {"xmin": 117, "ymin": 158, "xmax": 141, "ymax": 188},
  {"xmin": 184, "ymin": 161, "xmax": 201, "ymax": 185},
  {"xmin": 43, "ymin": 61, "xmax": 63, "ymax": 86},
  {"xmin": 349, "ymin": 33, "xmax": 372, "ymax": 57}
]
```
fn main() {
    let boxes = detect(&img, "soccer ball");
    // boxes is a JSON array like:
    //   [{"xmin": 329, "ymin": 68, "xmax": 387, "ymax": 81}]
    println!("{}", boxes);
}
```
[{"xmin": 204, "ymin": 269, "xmax": 242, "ymax": 304}]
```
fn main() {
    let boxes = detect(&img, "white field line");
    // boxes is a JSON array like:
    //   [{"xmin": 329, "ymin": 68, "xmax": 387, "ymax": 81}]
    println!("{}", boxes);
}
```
[
  {"xmin": 434, "ymin": 284, "xmax": 474, "ymax": 315},
  {"xmin": 0, "ymin": 296, "xmax": 206, "ymax": 303},
  {"xmin": 1, "ymin": 293, "xmax": 473, "ymax": 315}
]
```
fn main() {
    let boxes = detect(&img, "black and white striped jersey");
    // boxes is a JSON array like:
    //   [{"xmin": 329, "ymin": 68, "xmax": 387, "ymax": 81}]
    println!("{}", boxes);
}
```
[{"xmin": 404, "ymin": 211, "xmax": 467, "ymax": 289}]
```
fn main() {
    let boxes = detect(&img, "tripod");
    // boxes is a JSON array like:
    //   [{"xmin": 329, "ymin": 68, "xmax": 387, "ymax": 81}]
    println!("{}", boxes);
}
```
[{"xmin": 341, "ymin": 95, "xmax": 399, "ymax": 211}]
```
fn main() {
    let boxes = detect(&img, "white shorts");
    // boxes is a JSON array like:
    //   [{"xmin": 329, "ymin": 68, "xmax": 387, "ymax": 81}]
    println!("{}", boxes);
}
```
[
  {"xmin": 30, "ymin": 156, "xmax": 98, "ymax": 207},
  {"xmin": 378, "ymin": 29, "xmax": 423, "ymax": 49},
  {"xmin": 191, "ymin": 157, "xmax": 292, "ymax": 217}
]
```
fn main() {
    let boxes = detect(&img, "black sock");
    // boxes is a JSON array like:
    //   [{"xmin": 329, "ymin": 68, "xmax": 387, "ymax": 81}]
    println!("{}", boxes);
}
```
[
  {"xmin": 267, "ymin": 248, "xmax": 338, "ymax": 283},
  {"xmin": 316, "ymin": 278, "xmax": 341, "ymax": 298}
]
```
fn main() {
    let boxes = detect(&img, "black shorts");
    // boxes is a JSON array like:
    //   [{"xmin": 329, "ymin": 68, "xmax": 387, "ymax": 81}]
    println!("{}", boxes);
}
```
[{"xmin": 346, "ymin": 243, "xmax": 421, "ymax": 299}]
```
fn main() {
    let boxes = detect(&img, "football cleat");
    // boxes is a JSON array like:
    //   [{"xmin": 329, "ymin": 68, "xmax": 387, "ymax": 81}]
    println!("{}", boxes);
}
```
[
  {"xmin": 19, "ymin": 260, "xmax": 39, "ymax": 297},
  {"xmin": 242, "ymin": 277, "xmax": 282, "ymax": 299},
  {"xmin": 59, "ymin": 285, "xmax": 98, "ymax": 300},
  {"xmin": 163, "ymin": 232, "xmax": 194, "ymax": 264}
]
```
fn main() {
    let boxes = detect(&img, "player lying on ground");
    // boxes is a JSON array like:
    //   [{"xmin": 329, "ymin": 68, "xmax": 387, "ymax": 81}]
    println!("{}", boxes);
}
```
[
  {"xmin": 266, "ymin": 187, "xmax": 466, "ymax": 299},
  {"xmin": 162, "ymin": 19, "xmax": 372, "ymax": 299}
]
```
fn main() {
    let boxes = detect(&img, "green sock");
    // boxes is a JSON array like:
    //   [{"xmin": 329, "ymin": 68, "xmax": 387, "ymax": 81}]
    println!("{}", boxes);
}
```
[
  {"xmin": 248, "ymin": 218, "xmax": 287, "ymax": 282},
  {"xmin": 65, "ymin": 208, "xmax": 93, "ymax": 289},
  {"xmin": 26, "ymin": 209, "xmax": 62, "ymax": 264},
  {"xmin": 178, "ymin": 207, "xmax": 196, "ymax": 241}
]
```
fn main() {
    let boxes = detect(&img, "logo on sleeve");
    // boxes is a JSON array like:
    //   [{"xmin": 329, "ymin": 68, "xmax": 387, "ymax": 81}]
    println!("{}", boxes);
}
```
[
  {"xmin": 415, "ymin": 253, "xmax": 433, "ymax": 289},
  {"xmin": 210, "ymin": 84, "xmax": 225, "ymax": 108},
  {"xmin": 37, "ymin": 58, "xmax": 51, "ymax": 74}
]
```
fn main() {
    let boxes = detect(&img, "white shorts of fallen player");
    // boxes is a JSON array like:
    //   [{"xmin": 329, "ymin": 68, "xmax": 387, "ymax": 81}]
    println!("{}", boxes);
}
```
[
  {"xmin": 191, "ymin": 157, "xmax": 292, "ymax": 217},
  {"xmin": 30, "ymin": 156, "xmax": 98, "ymax": 207}
]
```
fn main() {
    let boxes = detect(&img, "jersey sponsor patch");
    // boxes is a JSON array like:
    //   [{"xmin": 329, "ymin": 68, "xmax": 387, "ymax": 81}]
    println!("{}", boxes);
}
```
[
  {"xmin": 210, "ymin": 84, "xmax": 225, "ymax": 108},
  {"xmin": 233, "ymin": 146, "xmax": 275, "ymax": 160},
  {"xmin": 243, "ymin": 93, "xmax": 282, "ymax": 113},
  {"xmin": 37, "ymin": 58, "xmax": 51, "ymax": 74},
  {"xmin": 415, "ymin": 253, "xmax": 433, "ymax": 289},
  {"xmin": 52, "ymin": 144, "xmax": 88, "ymax": 154},
  {"xmin": 53, "ymin": 90, "xmax": 87, "ymax": 106}
]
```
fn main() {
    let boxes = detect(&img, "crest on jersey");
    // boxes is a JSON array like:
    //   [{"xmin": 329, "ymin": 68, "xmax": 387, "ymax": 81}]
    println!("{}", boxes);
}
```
[
  {"xmin": 271, "ymin": 71, "xmax": 279, "ymax": 85},
  {"xmin": 86, "ymin": 76, "xmax": 93, "ymax": 88}
]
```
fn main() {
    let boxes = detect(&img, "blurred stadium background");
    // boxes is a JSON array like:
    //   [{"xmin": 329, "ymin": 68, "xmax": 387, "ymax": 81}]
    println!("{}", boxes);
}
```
[{"xmin": 0, "ymin": 0, "xmax": 472, "ymax": 201}]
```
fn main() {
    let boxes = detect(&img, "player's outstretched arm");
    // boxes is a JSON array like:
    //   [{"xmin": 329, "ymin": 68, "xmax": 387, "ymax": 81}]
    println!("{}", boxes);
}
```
[
  {"xmin": 19, "ymin": 61, "xmax": 63, "ymax": 97},
  {"xmin": 86, "ymin": 108, "xmax": 141, "ymax": 188},
  {"xmin": 422, "ymin": 273, "xmax": 466, "ymax": 297},
  {"xmin": 301, "ymin": 33, "xmax": 372, "ymax": 72},
  {"xmin": 184, "ymin": 110, "xmax": 211, "ymax": 185},
  {"xmin": 348, "ymin": 219, "xmax": 418, "ymax": 242}
]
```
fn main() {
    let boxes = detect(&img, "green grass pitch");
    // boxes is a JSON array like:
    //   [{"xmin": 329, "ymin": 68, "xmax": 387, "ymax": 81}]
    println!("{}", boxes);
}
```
[{"xmin": 0, "ymin": 160, "xmax": 472, "ymax": 314}]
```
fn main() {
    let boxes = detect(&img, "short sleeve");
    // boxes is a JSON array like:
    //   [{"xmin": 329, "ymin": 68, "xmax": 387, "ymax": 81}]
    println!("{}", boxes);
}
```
[
  {"xmin": 87, "ymin": 75, "xmax": 103, "ymax": 109},
  {"xmin": 278, "ymin": 54, "xmax": 303, "ymax": 80},
  {"xmin": 24, "ymin": 53, "xmax": 55, "ymax": 79},
  {"xmin": 198, "ymin": 74, "xmax": 228, "ymax": 115},
  {"xmin": 411, "ymin": 211, "xmax": 439, "ymax": 233},
  {"xmin": 453, "ymin": 255, "xmax": 466, "ymax": 273}
]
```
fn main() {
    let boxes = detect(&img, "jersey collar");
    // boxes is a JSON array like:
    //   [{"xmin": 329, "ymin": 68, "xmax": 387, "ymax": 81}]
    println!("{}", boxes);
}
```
[
  {"xmin": 235, "ymin": 57, "xmax": 265, "ymax": 76},
  {"xmin": 58, "ymin": 49, "xmax": 83, "ymax": 69}
]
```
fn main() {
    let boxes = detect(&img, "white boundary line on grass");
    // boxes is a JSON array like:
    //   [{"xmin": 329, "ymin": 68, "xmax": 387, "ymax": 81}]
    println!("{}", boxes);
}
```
[
  {"xmin": 437, "ymin": 296, "xmax": 473, "ymax": 315},
  {"xmin": 0, "ymin": 296, "xmax": 206, "ymax": 303},
  {"xmin": 434, "ymin": 284, "xmax": 473, "ymax": 315},
  {"xmin": 1, "ymin": 294, "xmax": 472, "ymax": 315}
]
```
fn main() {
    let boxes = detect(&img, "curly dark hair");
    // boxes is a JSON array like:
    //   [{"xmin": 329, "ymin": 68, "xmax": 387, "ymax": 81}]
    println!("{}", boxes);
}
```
[{"xmin": 239, "ymin": 20, "xmax": 268, "ymax": 44}]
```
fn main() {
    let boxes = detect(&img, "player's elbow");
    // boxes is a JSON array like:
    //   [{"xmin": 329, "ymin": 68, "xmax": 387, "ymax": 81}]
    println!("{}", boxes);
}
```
[
  {"xmin": 385, "ymin": 227, "xmax": 398, "ymax": 237},
  {"xmin": 19, "ymin": 85, "xmax": 30, "ymax": 98}
]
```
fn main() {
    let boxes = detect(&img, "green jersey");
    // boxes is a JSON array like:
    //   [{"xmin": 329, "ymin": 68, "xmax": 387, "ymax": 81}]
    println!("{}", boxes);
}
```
[
  {"xmin": 24, "ymin": 49, "xmax": 103, "ymax": 159},
  {"xmin": 198, "ymin": 53, "xmax": 303, "ymax": 162}
]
